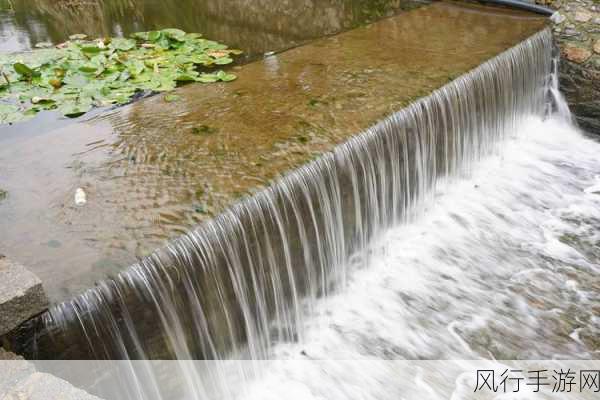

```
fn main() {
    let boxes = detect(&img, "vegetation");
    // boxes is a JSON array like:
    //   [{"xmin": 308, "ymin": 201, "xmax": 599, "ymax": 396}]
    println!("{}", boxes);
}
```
[{"xmin": 0, "ymin": 28, "xmax": 240, "ymax": 124}]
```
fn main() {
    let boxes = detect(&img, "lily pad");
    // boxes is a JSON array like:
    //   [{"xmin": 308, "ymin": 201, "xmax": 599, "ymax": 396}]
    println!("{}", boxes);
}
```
[
  {"xmin": 14, "ymin": 63, "xmax": 35, "ymax": 76},
  {"xmin": 111, "ymin": 38, "xmax": 136, "ymax": 51},
  {"xmin": 0, "ymin": 29, "xmax": 242, "ymax": 124}
]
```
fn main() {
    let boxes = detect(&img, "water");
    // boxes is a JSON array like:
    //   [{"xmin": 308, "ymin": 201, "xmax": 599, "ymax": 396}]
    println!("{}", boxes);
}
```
[
  {"xmin": 12, "ymin": 26, "xmax": 556, "ymax": 364},
  {"xmin": 263, "ymin": 115, "xmax": 599, "ymax": 361},
  {"xmin": 4, "ymin": 11, "xmax": 598, "ymax": 400},
  {"xmin": 19, "ymin": 25, "xmax": 600, "ymax": 398},
  {"xmin": 0, "ymin": 2, "xmax": 546, "ymax": 302},
  {"xmin": 233, "ymin": 115, "xmax": 600, "ymax": 400},
  {"xmin": 0, "ymin": 0, "xmax": 426, "ymax": 56}
]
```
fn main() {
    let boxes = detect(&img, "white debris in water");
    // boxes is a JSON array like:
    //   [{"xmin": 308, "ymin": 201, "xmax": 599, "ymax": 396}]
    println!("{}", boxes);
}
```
[{"xmin": 74, "ymin": 188, "xmax": 87, "ymax": 206}]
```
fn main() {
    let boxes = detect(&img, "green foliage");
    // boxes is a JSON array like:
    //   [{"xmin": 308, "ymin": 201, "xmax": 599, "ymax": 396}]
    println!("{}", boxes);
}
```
[{"xmin": 0, "ymin": 29, "xmax": 241, "ymax": 124}]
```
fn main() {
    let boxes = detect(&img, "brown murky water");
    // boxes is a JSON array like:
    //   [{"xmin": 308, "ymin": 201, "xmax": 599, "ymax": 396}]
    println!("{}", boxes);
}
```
[{"xmin": 0, "ymin": 1, "xmax": 547, "ymax": 302}]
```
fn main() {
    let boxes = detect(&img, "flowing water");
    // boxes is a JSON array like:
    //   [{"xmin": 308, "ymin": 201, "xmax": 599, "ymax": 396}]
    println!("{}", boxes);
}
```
[
  {"xmin": 0, "ymin": 2, "xmax": 544, "ymax": 302},
  {"xmin": 14, "ymin": 26, "xmax": 558, "ymax": 361},
  {"xmin": 4, "ymin": 8, "xmax": 599, "ymax": 400}
]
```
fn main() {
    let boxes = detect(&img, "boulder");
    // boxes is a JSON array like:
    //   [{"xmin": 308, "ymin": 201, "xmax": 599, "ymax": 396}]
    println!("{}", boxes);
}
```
[
  {"xmin": 0, "ymin": 256, "xmax": 48, "ymax": 336},
  {"xmin": 562, "ymin": 45, "xmax": 592, "ymax": 63}
]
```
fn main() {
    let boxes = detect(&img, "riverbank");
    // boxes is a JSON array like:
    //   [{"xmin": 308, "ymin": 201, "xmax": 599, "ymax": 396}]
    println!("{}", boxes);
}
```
[{"xmin": 538, "ymin": 0, "xmax": 600, "ymax": 134}]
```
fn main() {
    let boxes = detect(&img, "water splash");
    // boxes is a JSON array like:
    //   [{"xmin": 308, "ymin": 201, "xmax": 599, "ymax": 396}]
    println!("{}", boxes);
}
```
[
  {"xmin": 236, "ymin": 114, "xmax": 600, "ymax": 399},
  {"xmin": 19, "ymin": 28, "xmax": 556, "ymax": 370}
]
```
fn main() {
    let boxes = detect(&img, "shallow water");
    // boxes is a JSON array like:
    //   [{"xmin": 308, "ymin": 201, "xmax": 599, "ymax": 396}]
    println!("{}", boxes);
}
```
[
  {"xmin": 28, "ymin": 115, "xmax": 600, "ymax": 400},
  {"xmin": 0, "ymin": 0, "xmax": 426, "ymax": 56},
  {"xmin": 0, "ymin": 2, "xmax": 546, "ymax": 302}
]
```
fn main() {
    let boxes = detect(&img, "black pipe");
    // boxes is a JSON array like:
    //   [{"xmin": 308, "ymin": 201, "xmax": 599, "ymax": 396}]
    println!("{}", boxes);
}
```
[{"xmin": 477, "ymin": 0, "xmax": 555, "ymax": 16}]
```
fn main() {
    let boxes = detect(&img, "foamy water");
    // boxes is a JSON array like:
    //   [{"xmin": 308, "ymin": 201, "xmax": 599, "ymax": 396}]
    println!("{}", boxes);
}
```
[{"xmin": 237, "ymin": 115, "xmax": 600, "ymax": 399}]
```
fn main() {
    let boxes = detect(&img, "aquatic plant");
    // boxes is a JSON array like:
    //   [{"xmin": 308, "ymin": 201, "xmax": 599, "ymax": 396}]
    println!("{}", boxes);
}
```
[{"xmin": 0, "ymin": 28, "xmax": 240, "ymax": 124}]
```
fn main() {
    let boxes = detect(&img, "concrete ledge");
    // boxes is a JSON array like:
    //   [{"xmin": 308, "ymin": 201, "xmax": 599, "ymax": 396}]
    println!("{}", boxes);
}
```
[
  {"xmin": 0, "ymin": 349, "xmax": 102, "ymax": 400},
  {"xmin": 0, "ymin": 256, "xmax": 48, "ymax": 336}
]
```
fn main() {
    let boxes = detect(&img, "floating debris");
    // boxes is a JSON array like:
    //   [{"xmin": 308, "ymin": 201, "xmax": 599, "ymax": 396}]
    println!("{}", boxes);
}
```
[{"xmin": 75, "ymin": 188, "xmax": 87, "ymax": 206}]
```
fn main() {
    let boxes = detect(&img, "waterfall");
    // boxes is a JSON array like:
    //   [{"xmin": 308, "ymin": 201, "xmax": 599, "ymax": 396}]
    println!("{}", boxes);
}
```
[{"xmin": 14, "ymin": 28, "xmax": 556, "ymax": 364}]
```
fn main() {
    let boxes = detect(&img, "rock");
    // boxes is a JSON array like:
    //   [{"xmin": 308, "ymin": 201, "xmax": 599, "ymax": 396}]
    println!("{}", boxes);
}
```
[
  {"xmin": 551, "ymin": 12, "xmax": 566, "ymax": 24},
  {"xmin": 563, "ymin": 45, "xmax": 592, "ymax": 63},
  {"xmin": 0, "ymin": 350, "xmax": 103, "ymax": 399},
  {"xmin": 0, "ymin": 256, "xmax": 48, "ymax": 336},
  {"xmin": 593, "ymin": 17, "xmax": 600, "ymax": 25},
  {"xmin": 2, "ymin": 372, "xmax": 103, "ymax": 400},
  {"xmin": 562, "ymin": 27, "xmax": 581, "ymax": 37},
  {"xmin": 574, "ymin": 10, "xmax": 593, "ymax": 22},
  {"xmin": 594, "ymin": 40, "xmax": 600, "ymax": 54},
  {"xmin": 0, "ymin": 349, "xmax": 35, "ymax": 395}
]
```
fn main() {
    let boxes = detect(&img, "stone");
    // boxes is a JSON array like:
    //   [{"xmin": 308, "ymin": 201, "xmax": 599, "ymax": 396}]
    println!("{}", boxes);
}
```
[
  {"xmin": 563, "ymin": 45, "xmax": 592, "ymax": 63},
  {"xmin": 0, "ymin": 256, "xmax": 48, "ymax": 336},
  {"xmin": 562, "ymin": 27, "xmax": 581, "ymax": 37},
  {"xmin": 551, "ymin": 12, "xmax": 566, "ymax": 24},
  {"xmin": 574, "ymin": 10, "xmax": 593, "ymax": 22},
  {"xmin": 594, "ymin": 40, "xmax": 600, "ymax": 54},
  {"xmin": 0, "ymin": 349, "xmax": 35, "ymax": 395},
  {"xmin": 0, "ymin": 349, "xmax": 103, "ymax": 399},
  {"xmin": 593, "ymin": 17, "xmax": 600, "ymax": 25},
  {"xmin": 2, "ymin": 372, "xmax": 103, "ymax": 400}
]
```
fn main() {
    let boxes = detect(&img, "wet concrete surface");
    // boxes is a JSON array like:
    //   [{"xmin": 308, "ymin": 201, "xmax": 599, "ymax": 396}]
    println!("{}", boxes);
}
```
[{"xmin": 0, "ymin": 1, "xmax": 547, "ymax": 302}]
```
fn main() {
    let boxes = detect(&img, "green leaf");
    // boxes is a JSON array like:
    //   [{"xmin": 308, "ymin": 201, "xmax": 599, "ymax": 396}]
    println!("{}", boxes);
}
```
[
  {"xmin": 14, "ymin": 63, "xmax": 34, "ymax": 76},
  {"xmin": 161, "ymin": 29, "xmax": 186, "ymax": 41},
  {"xmin": 0, "ymin": 28, "xmax": 242, "ymax": 124},
  {"xmin": 63, "ymin": 74, "xmax": 90, "ymax": 88},
  {"xmin": 214, "ymin": 57, "xmax": 233, "ymax": 65},
  {"xmin": 175, "ymin": 73, "xmax": 197, "ymax": 82},
  {"xmin": 126, "ymin": 59, "xmax": 145, "ymax": 76},
  {"xmin": 216, "ymin": 71, "xmax": 237, "ymax": 82},
  {"xmin": 111, "ymin": 38, "xmax": 136, "ymax": 51},
  {"xmin": 80, "ymin": 45, "xmax": 103, "ymax": 54},
  {"xmin": 196, "ymin": 73, "xmax": 219, "ymax": 83},
  {"xmin": 79, "ymin": 64, "xmax": 98, "ymax": 73},
  {"xmin": 148, "ymin": 31, "xmax": 162, "ymax": 42}
]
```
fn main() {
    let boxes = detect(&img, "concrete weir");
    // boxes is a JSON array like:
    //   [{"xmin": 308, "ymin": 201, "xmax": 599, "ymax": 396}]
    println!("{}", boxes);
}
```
[
  {"xmin": 0, "ymin": 1, "xmax": 547, "ymax": 302},
  {"xmin": 2, "ymin": 1, "xmax": 549, "ymax": 362}
]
